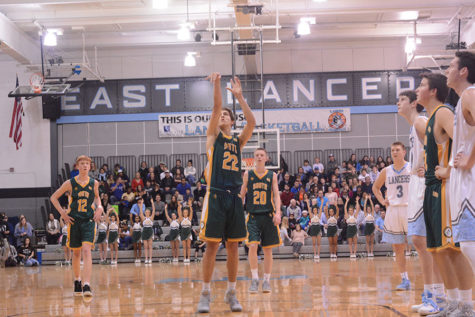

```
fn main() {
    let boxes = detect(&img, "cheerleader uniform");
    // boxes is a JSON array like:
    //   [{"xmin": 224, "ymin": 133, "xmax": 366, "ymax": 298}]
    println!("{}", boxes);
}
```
[
  {"xmin": 96, "ymin": 222, "xmax": 108, "ymax": 244},
  {"xmin": 168, "ymin": 220, "xmax": 180, "ymax": 241},
  {"xmin": 347, "ymin": 215, "xmax": 358, "ymax": 238},
  {"xmin": 364, "ymin": 214, "xmax": 375, "ymax": 236},
  {"xmin": 142, "ymin": 217, "xmax": 154, "ymax": 241},
  {"xmin": 308, "ymin": 215, "xmax": 321, "ymax": 237},
  {"xmin": 108, "ymin": 221, "xmax": 119, "ymax": 244},
  {"xmin": 327, "ymin": 216, "xmax": 338, "ymax": 237},
  {"xmin": 132, "ymin": 222, "xmax": 142, "ymax": 243},
  {"xmin": 180, "ymin": 218, "xmax": 192, "ymax": 241}
]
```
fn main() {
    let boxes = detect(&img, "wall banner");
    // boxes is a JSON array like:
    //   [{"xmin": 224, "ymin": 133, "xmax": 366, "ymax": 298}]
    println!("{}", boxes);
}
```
[{"xmin": 158, "ymin": 107, "xmax": 350, "ymax": 137}]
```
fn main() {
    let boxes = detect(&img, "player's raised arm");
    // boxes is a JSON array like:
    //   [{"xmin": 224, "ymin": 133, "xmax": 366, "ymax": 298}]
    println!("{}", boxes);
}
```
[
  {"xmin": 50, "ymin": 180, "xmax": 74, "ymax": 225},
  {"xmin": 206, "ymin": 72, "xmax": 223, "ymax": 144},
  {"xmin": 226, "ymin": 76, "xmax": 256, "ymax": 147},
  {"xmin": 372, "ymin": 167, "xmax": 388, "ymax": 207}
]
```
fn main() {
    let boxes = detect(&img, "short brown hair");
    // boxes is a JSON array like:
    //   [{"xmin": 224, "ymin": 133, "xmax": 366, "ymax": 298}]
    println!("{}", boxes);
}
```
[
  {"xmin": 399, "ymin": 90, "xmax": 424, "ymax": 113},
  {"xmin": 222, "ymin": 107, "xmax": 235, "ymax": 122},
  {"xmin": 391, "ymin": 141, "xmax": 406, "ymax": 150},
  {"xmin": 420, "ymin": 73, "xmax": 449, "ymax": 103},
  {"xmin": 76, "ymin": 155, "xmax": 92, "ymax": 164},
  {"xmin": 455, "ymin": 51, "xmax": 475, "ymax": 84},
  {"xmin": 254, "ymin": 147, "xmax": 267, "ymax": 153}
]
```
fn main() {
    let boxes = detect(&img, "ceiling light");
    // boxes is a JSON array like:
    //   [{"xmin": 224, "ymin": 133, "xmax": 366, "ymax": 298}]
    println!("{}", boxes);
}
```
[
  {"xmin": 177, "ymin": 22, "xmax": 194, "ymax": 41},
  {"xmin": 297, "ymin": 17, "xmax": 315, "ymax": 36},
  {"xmin": 44, "ymin": 31, "xmax": 57, "ymax": 46},
  {"xmin": 405, "ymin": 37, "xmax": 421, "ymax": 54},
  {"xmin": 399, "ymin": 11, "xmax": 419, "ymax": 21},
  {"xmin": 184, "ymin": 52, "xmax": 196, "ymax": 67},
  {"xmin": 152, "ymin": 0, "xmax": 168, "ymax": 9}
]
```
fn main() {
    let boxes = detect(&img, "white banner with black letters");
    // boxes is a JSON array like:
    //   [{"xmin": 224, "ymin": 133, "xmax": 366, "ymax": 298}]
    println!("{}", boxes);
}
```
[{"xmin": 158, "ymin": 107, "xmax": 350, "ymax": 137}]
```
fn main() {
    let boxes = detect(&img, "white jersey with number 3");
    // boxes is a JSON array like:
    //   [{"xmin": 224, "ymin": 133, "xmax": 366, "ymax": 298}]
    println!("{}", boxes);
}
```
[{"xmin": 386, "ymin": 163, "xmax": 411, "ymax": 206}]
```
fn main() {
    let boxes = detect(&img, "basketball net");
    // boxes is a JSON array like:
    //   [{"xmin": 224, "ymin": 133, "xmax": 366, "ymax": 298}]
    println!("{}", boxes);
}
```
[
  {"xmin": 242, "ymin": 158, "xmax": 256, "ymax": 170},
  {"xmin": 30, "ymin": 73, "xmax": 44, "ymax": 94}
]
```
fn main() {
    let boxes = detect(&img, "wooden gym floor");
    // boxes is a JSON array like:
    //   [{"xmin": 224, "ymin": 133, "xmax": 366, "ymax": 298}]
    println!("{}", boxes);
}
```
[{"xmin": 1, "ymin": 256, "xmax": 471, "ymax": 316}]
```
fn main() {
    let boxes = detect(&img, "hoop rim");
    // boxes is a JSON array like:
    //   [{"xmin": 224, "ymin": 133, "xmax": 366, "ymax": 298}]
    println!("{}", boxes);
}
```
[{"xmin": 29, "ymin": 72, "xmax": 45, "ymax": 93}]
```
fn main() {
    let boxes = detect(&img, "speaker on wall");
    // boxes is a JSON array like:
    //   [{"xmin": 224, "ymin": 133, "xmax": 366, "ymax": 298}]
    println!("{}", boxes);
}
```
[{"xmin": 42, "ymin": 96, "xmax": 61, "ymax": 120}]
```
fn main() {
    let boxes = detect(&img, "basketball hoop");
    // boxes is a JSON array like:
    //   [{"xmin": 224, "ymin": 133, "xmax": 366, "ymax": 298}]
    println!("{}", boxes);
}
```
[
  {"xmin": 29, "ymin": 73, "xmax": 44, "ymax": 94},
  {"xmin": 242, "ymin": 158, "xmax": 256, "ymax": 171}
]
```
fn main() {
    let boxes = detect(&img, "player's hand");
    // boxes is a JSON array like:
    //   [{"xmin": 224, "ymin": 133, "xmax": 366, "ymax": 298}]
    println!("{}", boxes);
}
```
[
  {"xmin": 206, "ymin": 72, "xmax": 221, "ymax": 84},
  {"xmin": 61, "ymin": 211, "xmax": 75, "ymax": 225},
  {"xmin": 454, "ymin": 153, "xmax": 474, "ymax": 171},
  {"xmin": 226, "ymin": 76, "xmax": 243, "ymax": 98},
  {"xmin": 417, "ymin": 167, "xmax": 425, "ymax": 178},
  {"xmin": 356, "ymin": 195, "xmax": 360, "ymax": 202},
  {"xmin": 435, "ymin": 165, "xmax": 449, "ymax": 179},
  {"xmin": 94, "ymin": 206, "xmax": 104, "ymax": 223},
  {"xmin": 273, "ymin": 213, "xmax": 281, "ymax": 226},
  {"xmin": 383, "ymin": 198, "xmax": 389, "ymax": 207}
]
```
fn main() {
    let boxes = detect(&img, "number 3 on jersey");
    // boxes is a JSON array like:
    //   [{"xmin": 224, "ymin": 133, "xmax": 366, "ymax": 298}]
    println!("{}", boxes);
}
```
[
  {"xmin": 222, "ymin": 152, "xmax": 239, "ymax": 172},
  {"xmin": 396, "ymin": 185, "xmax": 403, "ymax": 198}
]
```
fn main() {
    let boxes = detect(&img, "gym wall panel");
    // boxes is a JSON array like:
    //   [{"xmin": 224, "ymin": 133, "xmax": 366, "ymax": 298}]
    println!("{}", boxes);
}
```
[
  {"xmin": 321, "ymin": 49, "xmax": 354, "ymax": 72},
  {"xmin": 352, "ymin": 48, "xmax": 385, "ymax": 71},
  {"xmin": 98, "ymin": 56, "xmax": 123, "ymax": 80},
  {"xmin": 117, "ymin": 121, "xmax": 145, "ymax": 144},
  {"xmin": 368, "ymin": 113, "xmax": 398, "ymax": 136},
  {"xmin": 263, "ymin": 50, "xmax": 292, "ymax": 74},
  {"xmin": 383, "ymin": 47, "xmax": 405, "ymax": 70},
  {"xmin": 89, "ymin": 145, "xmax": 116, "ymax": 158},
  {"xmin": 290, "ymin": 49, "xmax": 323, "ymax": 73},
  {"xmin": 116, "ymin": 144, "xmax": 144, "ymax": 157},
  {"xmin": 122, "ymin": 56, "xmax": 153, "ymax": 79},
  {"xmin": 89, "ymin": 122, "xmax": 116, "ymax": 145}
]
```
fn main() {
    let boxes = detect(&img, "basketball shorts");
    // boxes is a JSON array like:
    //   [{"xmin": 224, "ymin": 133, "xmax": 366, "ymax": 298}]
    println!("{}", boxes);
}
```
[
  {"xmin": 246, "ymin": 212, "xmax": 281, "ymax": 248},
  {"xmin": 408, "ymin": 175, "xmax": 426, "ymax": 237},
  {"xmin": 449, "ymin": 169, "xmax": 475, "ymax": 243},
  {"xmin": 423, "ymin": 181, "xmax": 459, "ymax": 251},
  {"xmin": 199, "ymin": 188, "xmax": 246, "ymax": 242},
  {"xmin": 382, "ymin": 205, "xmax": 407, "ymax": 244},
  {"xmin": 67, "ymin": 219, "xmax": 96, "ymax": 249}
]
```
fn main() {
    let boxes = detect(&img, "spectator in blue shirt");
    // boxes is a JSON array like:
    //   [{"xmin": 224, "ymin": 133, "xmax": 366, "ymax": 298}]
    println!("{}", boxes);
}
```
[
  {"xmin": 290, "ymin": 180, "xmax": 301, "ymax": 199},
  {"xmin": 375, "ymin": 210, "xmax": 385, "ymax": 243},
  {"xmin": 129, "ymin": 197, "xmax": 146, "ymax": 223},
  {"xmin": 286, "ymin": 199, "xmax": 302, "ymax": 220},
  {"xmin": 176, "ymin": 178, "xmax": 191, "ymax": 196},
  {"xmin": 14, "ymin": 215, "xmax": 34, "ymax": 247},
  {"xmin": 302, "ymin": 160, "xmax": 313, "ymax": 175},
  {"xmin": 70, "ymin": 163, "xmax": 79, "ymax": 178},
  {"xmin": 299, "ymin": 210, "xmax": 310, "ymax": 230},
  {"xmin": 316, "ymin": 190, "xmax": 329, "ymax": 210},
  {"xmin": 110, "ymin": 177, "xmax": 125, "ymax": 203}
]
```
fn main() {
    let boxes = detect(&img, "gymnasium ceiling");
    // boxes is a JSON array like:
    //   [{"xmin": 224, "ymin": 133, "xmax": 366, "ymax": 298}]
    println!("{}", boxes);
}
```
[{"xmin": 0, "ymin": 0, "xmax": 474, "ymax": 65}]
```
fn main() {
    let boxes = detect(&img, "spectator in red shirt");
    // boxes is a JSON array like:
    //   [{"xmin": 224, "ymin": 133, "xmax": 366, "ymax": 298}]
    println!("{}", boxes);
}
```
[
  {"xmin": 280, "ymin": 184, "xmax": 294, "ymax": 208},
  {"xmin": 131, "ymin": 172, "xmax": 144, "ymax": 192}
]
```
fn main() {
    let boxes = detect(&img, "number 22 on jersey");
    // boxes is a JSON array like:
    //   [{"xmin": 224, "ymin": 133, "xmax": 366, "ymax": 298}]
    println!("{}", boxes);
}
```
[{"xmin": 222, "ymin": 152, "xmax": 239, "ymax": 172}]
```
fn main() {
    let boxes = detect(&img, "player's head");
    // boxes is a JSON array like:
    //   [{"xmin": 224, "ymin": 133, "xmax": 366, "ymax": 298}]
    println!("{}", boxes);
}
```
[
  {"xmin": 134, "ymin": 214, "xmax": 140, "ymax": 223},
  {"xmin": 390, "ymin": 141, "xmax": 406, "ymax": 162},
  {"xmin": 398, "ymin": 90, "xmax": 423, "ymax": 115},
  {"xmin": 254, "ymin": 147, "xmax": 268, "ymax": 165},
  {"xmin": 416, "ymin": 73, "xmax": 449, "ymax": 105},
  {"xmin": 446, "ymin": 51, "xmax": 475, "ymax": 88},
  {"xmin": 75, "ymin": 155, "xmax": 92, "ymax": 173},
  {"xmin": 219, "ymin": 108, "xmax": 235, "ymax": 130}
]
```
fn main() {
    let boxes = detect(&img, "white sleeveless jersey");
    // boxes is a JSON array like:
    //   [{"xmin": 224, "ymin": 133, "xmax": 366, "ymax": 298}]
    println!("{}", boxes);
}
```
[
  {"xmin": 132, "ymin": 222, "xmax": 142, "ymax": 231},
  {"xmin": 365, "ymin": 214, "xmax": 374, "ymax": 223},
  {"xmin": 450, "ymin": 86, "xmax": 475, "ymax": 225},
  {"xmin": 98, "ymin": 222, "xmax": 108, "ymax": 232},
  {"xmin": 311, "ymin": 215, "xmax": 320, "ymax": 224},
  {"xmin": 386, "ymin": 163, "xmax": 411, "ymax": 206},
  {"xmin": 409, "ymin": 117, "xmax": 427, "ymax": 174},
  {"xmin": 143, "ymin": 217, "xmax": 153, "ymax": 228},
  {"xmin": 181, "ymin": 218, "xmax": 192, "ymax": 228},
  {"xmin": 347, "ymin": 215, "xmax": 356, "ymax": 225},
  {"xmin": 170, "ymin": 220, "xmax": 180, "ymax": 230},
  {"xmin": 109, "ymin": 222, "xmax": 118, "ymax": 231},
  {"xmin": 328, "ymin": 216, "xmax": 337, "ymax": 225}
]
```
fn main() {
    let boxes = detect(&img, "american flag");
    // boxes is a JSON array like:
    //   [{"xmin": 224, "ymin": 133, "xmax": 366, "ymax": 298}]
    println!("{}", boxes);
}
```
[{"xmin": 9, "ymin": 75, "xmax": 23, "ymax": 150}]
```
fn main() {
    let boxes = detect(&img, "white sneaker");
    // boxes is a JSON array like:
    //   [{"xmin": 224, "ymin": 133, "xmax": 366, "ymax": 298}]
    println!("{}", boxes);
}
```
[
  {"xmin": 173, "ymin": 258, "xmax": 179, "ymax": 263},
  {"xmin": 135, "ymin": 259, "xmax": 140, "ymax": 263},
  {"xmin": 314, "ymin": 255, "xmax": 319, "ymax": 260}
]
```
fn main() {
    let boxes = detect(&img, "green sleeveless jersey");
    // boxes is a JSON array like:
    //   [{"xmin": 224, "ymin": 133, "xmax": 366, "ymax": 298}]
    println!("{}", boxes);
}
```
[
  {"xmin": 69, "ymin": 176, "xmax": 96, "ymax": 220},
  {"xmin": 424, "ymin": 105, "xmax": 452, "ymax": 186},
  {"xmin": 205, "ymin": 132, "xmax": 242, "ymax": 189},
  {"xmin": 246, "ymin": 170, "xmax": 275, "ymax": 213}
]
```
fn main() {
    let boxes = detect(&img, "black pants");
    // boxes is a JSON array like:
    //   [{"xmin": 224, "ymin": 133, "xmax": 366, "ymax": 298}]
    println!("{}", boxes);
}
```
[{"xmin": 46, "ymin": 233, "xmax": 60, "ymax": 244}]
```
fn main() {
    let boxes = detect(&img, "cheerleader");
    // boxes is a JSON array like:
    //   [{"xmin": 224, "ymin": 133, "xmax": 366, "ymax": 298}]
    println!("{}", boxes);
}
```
[
  {"xmin": 345, "ymin": 197, "xmax": 360, "ymax": 259},
  {"xmin": 140, "ymin": 199, "xmax": 155, "ymax": 264},
  {"xmin": 59, "ymin": 218, "xmax": 71, "ymax": 265},
  {"xmin": 165, "ymin": 204, "xmax": 180, "ymax": 262},
  {"xmin": 363, "ymin": 193, "xmax": 375, "ymax": 257},
  {"xmin": 131, "ymin": 214, "xmax": 142, "ymax": 263},
  {"xmin": 324, "ymin": 205, "xmax": 339, "ymax": 259},
  {"xmin": 96, "ymin": 214, "xmax": 108, "ymax": 264},
  {"xmin": 308, "ymin": 206, "xmax": 322, "ymax": 260},
  {"xmin": 179, "ymin": 205, "xmax": 193, "ymax": 263},
  {"xmin": 107, "ymin": 209, "xmax": 120, "ymax": 265}
]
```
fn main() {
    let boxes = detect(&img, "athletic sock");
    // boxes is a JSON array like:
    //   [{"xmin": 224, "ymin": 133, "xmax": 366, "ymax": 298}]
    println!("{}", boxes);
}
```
[
  {"xmin": 227, "ymin": 281, "xmax": 236, "ymax": 291},
  {"xmin": 202, "ymin": 283, "xmax": 211, "ymax": 292},
  {"xmin": 400, "ymin": 272, "xmax": 408, "ymax": 280},
  {"xmin": 424, "ymin": 284, "xmax": 431, "ymax": 294},
  {"xmin": 263, "ymin": 273, "xmax": 271, "ymax": 282},
  {"xmin": 251, "ymin": 269, "xmax": 259, "ymax": 280},
  {"xmin": 447, "ymin": 288, "xmax": 459, "ymax": 302},
  {"xmin": 459, "ymin": 289, "xmax": 473, "ymax": 306},
  {"xmin": 432, "ymin": 283, "xmax": 446, "ymax": 298}
]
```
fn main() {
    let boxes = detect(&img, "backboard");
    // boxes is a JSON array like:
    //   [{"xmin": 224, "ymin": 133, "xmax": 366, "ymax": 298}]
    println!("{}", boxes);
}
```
[{"xmin": 8, "ymin": 84, "xmax": 71, "ymax": 98}]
